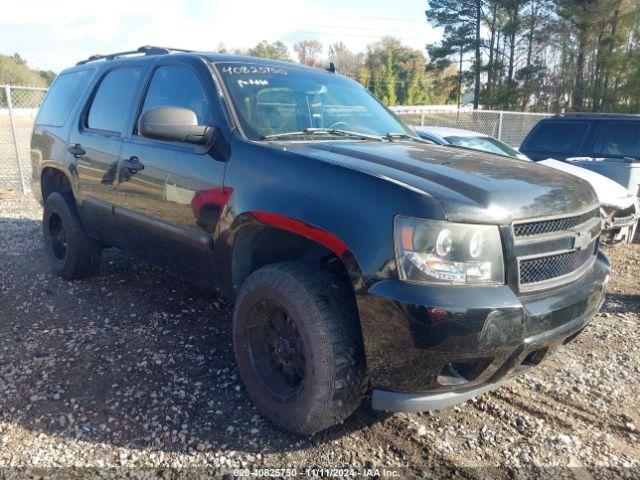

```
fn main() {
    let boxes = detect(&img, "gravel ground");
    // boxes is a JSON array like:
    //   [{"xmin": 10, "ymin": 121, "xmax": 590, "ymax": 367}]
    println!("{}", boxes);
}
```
[{"xmin": 0, "ymin": 191, "xmax": 639, "ymax": 478}]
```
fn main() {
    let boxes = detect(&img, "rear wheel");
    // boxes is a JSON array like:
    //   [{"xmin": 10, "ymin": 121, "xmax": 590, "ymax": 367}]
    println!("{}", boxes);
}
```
[
  {"xmin": 233, "ymin": 261, "xmax": 367, "ymax": 435},
  {"xmin": 43, "ymin": 192, "xmax": 101, "ymax": 279}
]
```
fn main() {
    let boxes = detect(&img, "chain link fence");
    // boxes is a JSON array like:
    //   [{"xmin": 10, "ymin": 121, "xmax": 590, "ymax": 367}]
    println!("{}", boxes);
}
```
[
  {"xmin": 1, "ymin": 85, "xmax": 48, "ymax": 194},
  {"xmin": 390, "ymin": 106, "xmax": 553, "ymax": 147},
  {"xmin": 1, "ymin": 84, "xmax": 552, "ymax": 195}
]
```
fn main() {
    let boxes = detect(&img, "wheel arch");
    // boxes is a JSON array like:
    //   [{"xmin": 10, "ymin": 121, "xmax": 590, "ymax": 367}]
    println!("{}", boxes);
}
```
[
  {"xmin": 229, "ymin": 211, "xmax": 364, "ymax": 296},
  {"xmin": 40, "ymin": 166, "xmax": 74, "ymax": 203}
]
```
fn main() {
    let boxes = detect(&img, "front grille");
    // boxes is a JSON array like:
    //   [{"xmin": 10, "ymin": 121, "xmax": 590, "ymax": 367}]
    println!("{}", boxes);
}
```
[
  {"xmin": 514, "ymin": 209, "xmax": 600, "ymax": 237},
  {"xmin": 519, "ymin": 240, "xmax": 597, "ymax": 285}
]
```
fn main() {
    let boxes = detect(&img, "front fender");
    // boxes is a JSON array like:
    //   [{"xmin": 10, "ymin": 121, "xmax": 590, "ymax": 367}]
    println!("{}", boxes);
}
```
[{"xmin": 216, "ymin": 138, "xmax": 446, "ymax": 293}]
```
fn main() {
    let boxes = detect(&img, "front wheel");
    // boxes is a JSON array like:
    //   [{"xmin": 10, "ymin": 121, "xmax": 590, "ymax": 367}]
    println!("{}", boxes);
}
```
[{"xmin": 233, "ymin": 261, "xmax": 367, "ymax": 435}]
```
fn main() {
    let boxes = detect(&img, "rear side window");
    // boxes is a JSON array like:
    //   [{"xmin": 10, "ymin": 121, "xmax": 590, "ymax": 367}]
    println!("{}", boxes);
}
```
[
  {"xmin": 139, "ymin": 65, "xmax": 211, "ymax": 125},
  {"xmin": 37, "ymin": 70, "xmax": 92, "ymax": 127},
  {"xmin": 87, "ymin": 67, "xmax": 141, "ymax": 134},
  {"xmin": 525, "ymin": 121, "xmax": 588, "ymax": 154},
  {"xmin": 592, "ymin": 122, "xmax": 640, "ymax": 158}
]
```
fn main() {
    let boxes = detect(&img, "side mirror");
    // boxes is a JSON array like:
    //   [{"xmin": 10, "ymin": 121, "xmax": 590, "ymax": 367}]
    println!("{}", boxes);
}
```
[{"xmin": 138, "ymin": 106, "xmax": 211, "ymax": 144}]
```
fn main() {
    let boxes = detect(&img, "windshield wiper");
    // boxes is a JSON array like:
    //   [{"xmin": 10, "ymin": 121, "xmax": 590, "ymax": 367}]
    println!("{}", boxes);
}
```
[
  {"xmin": 263, "ymin": 128, "xmax": 384, "ymax": 142},
  {"xmin": 384, "ymin": 132, "xmax": 433, "ymax": 144}
]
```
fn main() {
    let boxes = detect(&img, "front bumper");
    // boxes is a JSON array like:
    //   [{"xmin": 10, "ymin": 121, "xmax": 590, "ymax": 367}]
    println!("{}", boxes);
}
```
[{"xmin": 357, "ymin": 252, "xmax": 610, "ymax": 412}]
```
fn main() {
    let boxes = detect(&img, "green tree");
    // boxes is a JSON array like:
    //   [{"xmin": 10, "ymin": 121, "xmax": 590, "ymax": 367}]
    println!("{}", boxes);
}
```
[
  {"xmin": 421, "ymin": 0, "xmax": 640, "ymax": 112},
  {"xmin": 0, "ymin": 54, "xmax": 49, "ymax": 86},
  {"xmin": 362, "ymin": 37, "xmax": 429, "ymax": 106},
  {"xmin": 247, "ymin": 41, "xmax": 291, "ymax": 61},
  {"xmin": 518, "ymin": 0, "xmax": 553, "ymax": 109},
  {"xmin": 426, "ymin": 0, "xmax": 483, "ymax": 109},
  {"xmin": 39, "ymin": 70, "xmax": 57, "ymax": 85},
  {"xmin": 556, "ymin": 0, "xmax": 600, "ymax": 110},
  {"xmin": 425, "ymin": 64, "xmax": 460, "ymax": 104}
]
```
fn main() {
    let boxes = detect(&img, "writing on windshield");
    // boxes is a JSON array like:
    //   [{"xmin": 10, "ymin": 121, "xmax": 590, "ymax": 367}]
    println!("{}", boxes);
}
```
[{"xmin": 214, "ymin": 62, "xmax": 411, "ymax": 141}]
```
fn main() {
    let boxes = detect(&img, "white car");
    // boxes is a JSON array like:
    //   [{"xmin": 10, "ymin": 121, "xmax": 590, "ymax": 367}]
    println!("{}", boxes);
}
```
[{"xmin": 414, "ymin": 126, "xmax": 639, "ymax": 244}]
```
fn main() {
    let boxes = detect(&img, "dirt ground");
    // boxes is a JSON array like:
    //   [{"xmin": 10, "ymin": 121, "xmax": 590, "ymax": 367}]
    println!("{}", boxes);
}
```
[{"xmin": 0, "ymin": 191, "xmax": 638, "ymax": 479}]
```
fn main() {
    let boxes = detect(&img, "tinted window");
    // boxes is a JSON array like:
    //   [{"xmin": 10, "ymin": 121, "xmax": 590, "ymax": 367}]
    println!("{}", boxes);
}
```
[
  {"xmin": 525, "ymin": 121, "xmax": 588, "ymax": 154},
  {"xmin": 593, "ymin": 122, "xmax": 640, "ymax": 158},
  {"xmin": 37, "ymin": 70, "xmax": 92, "ymax": 127},
  {"xmin": 140, "ymin": 66, "xmax": 210, "ymax": 125},
  {"xmin": 87, "ymin": 67, "xmax": 141, "ymax": 133}
]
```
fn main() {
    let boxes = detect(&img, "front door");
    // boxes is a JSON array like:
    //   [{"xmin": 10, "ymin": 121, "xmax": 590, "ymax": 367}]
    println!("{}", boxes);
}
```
[
  {"xmin": 115, "ymin": 62, "xmax": 226, "ymax": 285},
  {"xmin": 69, "ymin": 66, "xmax": 143, "ymax": 243}
]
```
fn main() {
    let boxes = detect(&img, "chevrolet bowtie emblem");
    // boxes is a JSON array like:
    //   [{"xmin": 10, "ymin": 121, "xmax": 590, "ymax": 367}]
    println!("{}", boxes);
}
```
[{"xmin": 572, "ymin": 230, "xmax": 592, "ymax": 251}]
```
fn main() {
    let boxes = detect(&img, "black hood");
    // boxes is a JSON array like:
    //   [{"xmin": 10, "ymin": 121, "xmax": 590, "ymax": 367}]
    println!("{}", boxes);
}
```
[{"xmin": 283, "ymin": 141, "xmax": 599, "ymax": 224}]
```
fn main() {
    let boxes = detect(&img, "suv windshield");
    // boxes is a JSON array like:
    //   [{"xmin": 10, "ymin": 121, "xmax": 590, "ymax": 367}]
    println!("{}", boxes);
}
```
[{"xmin": 214, "ymin": 62, "xmax": 412, "ymax": 141}]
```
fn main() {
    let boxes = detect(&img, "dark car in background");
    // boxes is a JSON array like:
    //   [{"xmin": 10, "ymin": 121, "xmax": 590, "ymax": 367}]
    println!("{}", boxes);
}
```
[
  {"xmin": 520, "ymin": 114, "xmax": 640, "ymax": 198},
  {"xmin": 31, "ymin": 46, "xmax": 609, "ymax": 435}
]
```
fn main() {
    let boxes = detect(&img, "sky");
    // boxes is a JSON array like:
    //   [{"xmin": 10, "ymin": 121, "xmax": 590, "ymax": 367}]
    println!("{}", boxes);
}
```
[{"xmin": 0, "ymin": 0, "xmax": 441, "ymax": 73}]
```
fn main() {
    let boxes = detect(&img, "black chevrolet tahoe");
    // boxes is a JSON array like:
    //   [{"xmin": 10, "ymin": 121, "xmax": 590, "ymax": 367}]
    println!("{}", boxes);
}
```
[{"xmin": 31, "ymin": 46, "xmax": 610, "ymax": 435}]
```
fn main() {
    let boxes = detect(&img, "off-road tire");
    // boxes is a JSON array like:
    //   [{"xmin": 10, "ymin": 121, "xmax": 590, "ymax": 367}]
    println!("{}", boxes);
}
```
[
  {"xmin": 233, "ymin": 261, "xmax": 367, "ymax": 435},
  {"xmin": 43, "ymin": 192, "xmax": 101, "ymax": 279}
]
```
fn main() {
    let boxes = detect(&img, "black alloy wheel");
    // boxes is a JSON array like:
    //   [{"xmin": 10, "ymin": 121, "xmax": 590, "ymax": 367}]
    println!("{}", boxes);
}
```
[{"xmin": 247, "ymin": 300, "xmax": 306, "ymax": 400}]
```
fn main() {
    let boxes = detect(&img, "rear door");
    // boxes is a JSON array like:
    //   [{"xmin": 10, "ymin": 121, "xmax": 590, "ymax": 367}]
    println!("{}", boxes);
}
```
[
  {"xmin": 68, "ymin": 65, "xmax": 143, "ymax": 242},
  {"xmin": 520, "ymin": 120, "xmax": 591, "ymax": 161},
  {"xmin": 32, "ymin": 68, "xmax": 94, "ymax": 198},
  {"xmin": 114, "ymin": 59, "xmax": 226, "ymax": 284}
]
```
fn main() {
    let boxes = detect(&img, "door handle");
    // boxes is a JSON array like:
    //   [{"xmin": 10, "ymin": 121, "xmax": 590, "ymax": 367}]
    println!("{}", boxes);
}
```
[
  {"xmin": 121, "ymin": 156, "xmax": 145, "ymax": 174},
  {"xmin": 68, "ymin": 143, "xmax": 86, "ymax": 158}
]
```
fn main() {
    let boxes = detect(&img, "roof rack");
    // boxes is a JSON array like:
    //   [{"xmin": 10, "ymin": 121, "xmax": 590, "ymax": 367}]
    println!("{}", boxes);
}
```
[
  {"xmin": 76, "ymin": 45, "xmax": 194, "ymax": 65},
  {"xmin": 552, "ymin": 112, "xmax": 640, "ymax": 118}
]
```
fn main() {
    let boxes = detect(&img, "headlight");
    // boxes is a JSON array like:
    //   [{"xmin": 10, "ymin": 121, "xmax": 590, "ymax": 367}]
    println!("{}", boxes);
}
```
[{"xmin": 394, "ymin": 216, "xmax": 505, "ymax": 285}]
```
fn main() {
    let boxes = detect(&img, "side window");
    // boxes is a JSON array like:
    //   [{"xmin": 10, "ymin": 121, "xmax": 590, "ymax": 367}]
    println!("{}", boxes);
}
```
[
  {"xmin": 139, "ymin": 65, "xmax": 211, "ymax": 127},
  {"xmin": 592, "ymin": 122, "xmax": 640, "ymax": 158},
  {"xmin": 87, "ymin": 67, "xmax": 141, "ymax": 134},
  {"xmin": 524, "ymin": 121, "xmax": 588, "ymax": 154},
  {"xmin": 37, "ymin": 70, "xmax": 92, "ymax": 127}
]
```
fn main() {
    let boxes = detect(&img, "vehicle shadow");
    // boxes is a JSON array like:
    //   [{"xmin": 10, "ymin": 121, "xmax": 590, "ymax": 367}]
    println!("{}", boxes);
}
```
[
  {"xmin": 601, "ymin": 292, "xmax": 640, "ymax": 313},
  {"xmin": 0, "ymin": 218, "xmax": 391, "ymax": 457}
]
